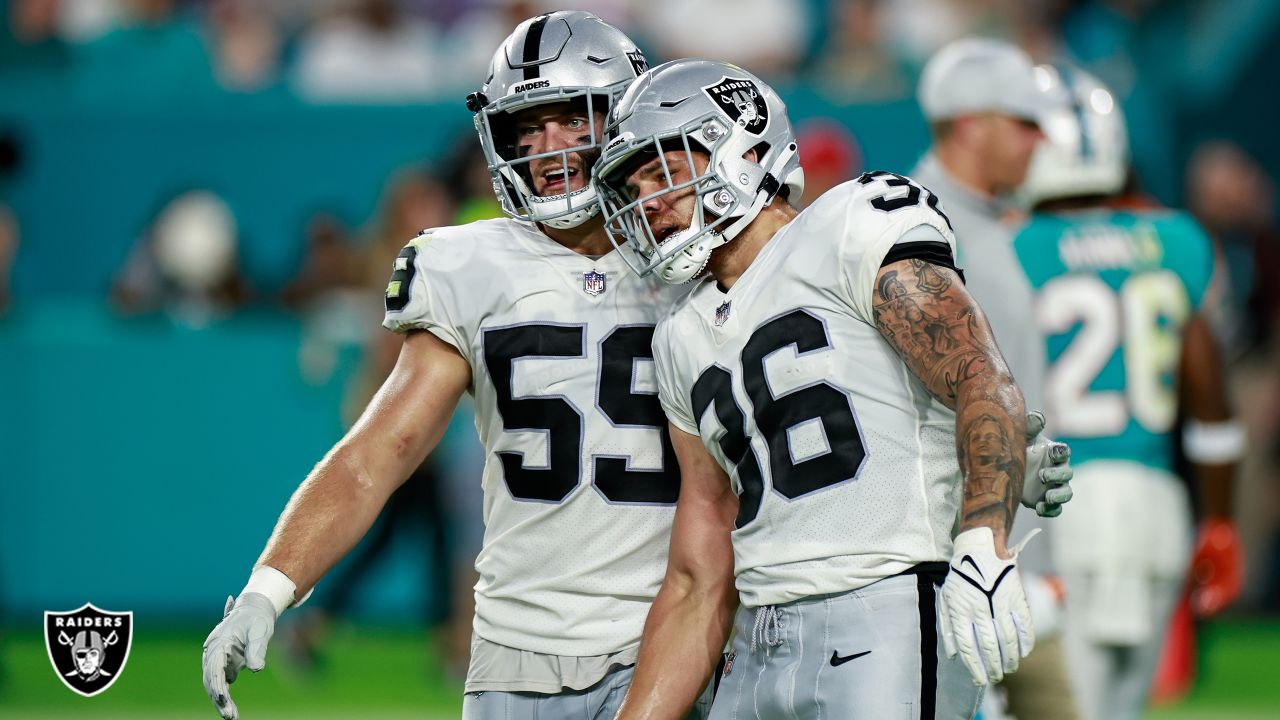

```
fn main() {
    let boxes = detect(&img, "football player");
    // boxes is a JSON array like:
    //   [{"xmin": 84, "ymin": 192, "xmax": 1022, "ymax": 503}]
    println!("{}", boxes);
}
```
[
  {"xmin": 1014, "ymin": 67, "xmax": 1245, "ymax": 720},
  {"xmin": 201, "ymin": 12, "xmax": 706, "ymax": 720},
  {"xmin": 593, "ymin": 59, "xmax": 1071, "ymax": 719}
]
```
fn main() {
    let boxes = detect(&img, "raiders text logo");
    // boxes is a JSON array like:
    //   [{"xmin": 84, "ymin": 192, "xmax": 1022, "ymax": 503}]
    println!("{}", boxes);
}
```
[
  {"xmin": 626, "ymin": 50, "xmax": 649, "ymax": 76},
  {"xmin": 702, "ymin": 77, "xmax": 768, "ymax": 135},
  {"xmin": 45, "ymin": 603, "xmax": 133, "ymax": 697}
]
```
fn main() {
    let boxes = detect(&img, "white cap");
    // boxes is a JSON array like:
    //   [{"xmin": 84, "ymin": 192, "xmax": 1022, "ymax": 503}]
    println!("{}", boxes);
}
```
[{"xmin": 918, "ymin": 38, "xmax": 1046, "ymax": 123}]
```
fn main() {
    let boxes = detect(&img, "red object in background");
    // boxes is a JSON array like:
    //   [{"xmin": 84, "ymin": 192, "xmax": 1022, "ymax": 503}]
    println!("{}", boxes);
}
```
[{"xmin": 1151, "ymin": 592, "xmax": 1196, "ymax": 706}]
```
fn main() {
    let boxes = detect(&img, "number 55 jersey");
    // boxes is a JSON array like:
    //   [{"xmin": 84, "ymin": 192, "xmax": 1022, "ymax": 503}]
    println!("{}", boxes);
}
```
[
  {"xmin": 652, "ymin": 175, "xmax": 964, "ymax": 608},
  {"xmin": 383, "ymin": 217, "xmax": 688, "ymax": 657}
]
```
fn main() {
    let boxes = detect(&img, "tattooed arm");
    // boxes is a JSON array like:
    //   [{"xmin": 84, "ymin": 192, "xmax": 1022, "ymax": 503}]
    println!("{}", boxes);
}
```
[{"xmin": 872, "ymin": 258, "xmax": 1026, "ymax": 556}]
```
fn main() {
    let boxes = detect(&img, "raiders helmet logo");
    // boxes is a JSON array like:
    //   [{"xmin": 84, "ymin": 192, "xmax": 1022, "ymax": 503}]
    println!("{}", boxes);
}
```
[
  {"xmin": 45, "ymin": 603, "xmax": 133, "ymax": 697},
  {"xmin": 702, "ymin": 77, "xmax": 768, "ymax": 135},
  {"xmin": 626, "ymin": 50, "xmax": 649, "ymax": 76}
]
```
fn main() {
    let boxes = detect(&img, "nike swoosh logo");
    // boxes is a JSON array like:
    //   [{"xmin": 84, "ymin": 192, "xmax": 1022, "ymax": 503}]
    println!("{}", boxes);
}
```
[{"xmin": 830, "ymin": 649, "xmax": 871, "ymax": 667}]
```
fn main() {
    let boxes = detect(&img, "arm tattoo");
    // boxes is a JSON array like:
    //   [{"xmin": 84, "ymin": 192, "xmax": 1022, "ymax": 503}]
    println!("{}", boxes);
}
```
[{"xmin": 873, "ymin": 258, "xmax": 1026, "ymax": 544}]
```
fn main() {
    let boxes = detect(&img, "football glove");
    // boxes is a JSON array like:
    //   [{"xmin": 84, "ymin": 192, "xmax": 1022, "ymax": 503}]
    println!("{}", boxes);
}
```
[
  {"xmin": 1023, "ymin": 411, "xmax": 1073, "ymax": 517},
  {"xmin": 202, "ymin": 593, "xmax": 277, "ymax": 720},
  {"xmin": 938, "ymin": 527, "xmax": 1037, "ymax": 686},
  {"xmin": 1190, "ymin": 519, "xmax": 1244, "ymax": 618}
]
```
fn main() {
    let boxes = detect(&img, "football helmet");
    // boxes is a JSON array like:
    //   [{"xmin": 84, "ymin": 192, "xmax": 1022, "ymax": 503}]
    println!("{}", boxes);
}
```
[
  {"xmin": 594, "ymin": 59, "xmax": 804, "ymax": 283},
  {"xmin": 1020, "ymin": 65, "xmax": 1129, "ymax": 205},
  {"xmin": 468, "ymin": 11, "xmax": 647, "ymax": 229}
]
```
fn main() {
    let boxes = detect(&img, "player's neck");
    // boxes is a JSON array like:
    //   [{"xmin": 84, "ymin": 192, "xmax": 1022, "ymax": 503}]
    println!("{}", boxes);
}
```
[
  {"xmin": 935, "ymin": 142, "xmax": 997, "ymax": 199},
  {"xmin": 708, "ymin": 201, "xmax": 798, "ymax": 291},
  {"xmin": 540, "ymin": 219, "xmax": 614, "ymax": 257}
]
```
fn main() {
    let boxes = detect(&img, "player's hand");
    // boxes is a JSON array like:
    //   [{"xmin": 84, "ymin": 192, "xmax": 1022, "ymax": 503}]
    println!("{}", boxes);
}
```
[
  {"xmin": 938, "ymin": 528, "xmax": 1036, "ymax": 686},
  {"xmin": 1022, "ymin": 411, "xmax": 1073, "ymax": 517},
  {"xmin": 202, "ymin": 593, "xmax": 277, "ymax": 720},
  {"xmin": 1190, "ymin": 519, "xmax": 1244, "ymax": 618}
]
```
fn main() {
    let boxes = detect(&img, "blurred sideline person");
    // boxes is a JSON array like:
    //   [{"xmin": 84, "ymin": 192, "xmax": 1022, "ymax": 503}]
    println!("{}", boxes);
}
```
[
  {"xmin": 202, "ymin": 12, "xmax": 712, "ymax": 720},
  {"xmin": 1013, "ymin": 66, "xmax": 1245, "ymax": 720},
  {"xmin": 593, "ymin": 59, "xmax": 1071, "ymax": 720},
  {"xmin": 912, "ymin": 38, "xmax": 1079, "ymax": 720}
]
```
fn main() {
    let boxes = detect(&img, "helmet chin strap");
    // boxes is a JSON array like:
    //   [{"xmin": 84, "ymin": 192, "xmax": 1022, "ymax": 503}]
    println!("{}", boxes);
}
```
[{"xmin": 717, "ymin": 142, "xmax": 799, "ymax": 242}]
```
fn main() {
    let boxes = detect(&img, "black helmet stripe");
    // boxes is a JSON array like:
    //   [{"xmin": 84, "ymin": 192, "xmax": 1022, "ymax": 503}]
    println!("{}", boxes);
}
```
[{"xmin": 521, "ymin": 14, "xmax": 551, "ymax": 80}]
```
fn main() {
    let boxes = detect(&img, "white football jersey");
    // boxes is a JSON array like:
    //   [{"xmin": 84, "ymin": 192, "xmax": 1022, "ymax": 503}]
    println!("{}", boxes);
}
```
[
  {"xmin": 653, "ymin": 175, "xmax": 964, "ymax": 608},
  {"xmin": 384, "ymin": 217, "xmax": 688, "ymax": 656}
]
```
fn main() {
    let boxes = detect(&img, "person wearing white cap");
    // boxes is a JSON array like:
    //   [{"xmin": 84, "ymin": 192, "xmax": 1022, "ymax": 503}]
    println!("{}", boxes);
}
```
[{"xmin": 912, "ymin": 38, "xmax": 1082, "ymax": 720}]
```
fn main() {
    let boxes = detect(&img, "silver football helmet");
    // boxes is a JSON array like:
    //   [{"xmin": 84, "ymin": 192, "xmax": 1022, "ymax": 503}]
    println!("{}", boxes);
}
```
[
  {"xmin": 1020, "ymin": 65, "xmax": 1129, "ymax": 205},
  {"xmin": 468, "ymin": 11, "xmax": 647, "ymax": 229},
  {"xmin": 594, "ymin": 59, "xmax": 803, "ymax": 283}
]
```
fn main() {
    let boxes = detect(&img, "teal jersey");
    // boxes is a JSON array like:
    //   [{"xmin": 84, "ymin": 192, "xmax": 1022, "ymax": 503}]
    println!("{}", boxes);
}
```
[{"xmin": 1013, "ymin": 208, "xmax": 1215, "ymax": 471}]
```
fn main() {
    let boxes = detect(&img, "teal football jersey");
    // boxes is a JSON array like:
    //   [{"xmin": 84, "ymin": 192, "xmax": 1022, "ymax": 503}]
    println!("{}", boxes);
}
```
[{"xmin": 1013, "ymin": 209, "xmax": 1215, "ymax": 471}]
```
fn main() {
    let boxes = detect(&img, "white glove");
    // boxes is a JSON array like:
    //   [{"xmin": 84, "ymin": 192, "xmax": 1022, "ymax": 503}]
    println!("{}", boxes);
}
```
[
  {"xmin": 938, "ymin": 527, "xmax": 1037, "ymax": 686},
  {"xmin": 202, "ymin": 593, "xmax": 277, "ymax": 720},
  {"xmin": 1023, "ymin": 411, "xmax": 1073, "ymax": 517}
]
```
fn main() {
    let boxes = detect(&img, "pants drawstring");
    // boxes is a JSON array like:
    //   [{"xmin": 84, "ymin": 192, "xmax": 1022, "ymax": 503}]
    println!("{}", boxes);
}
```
[{"xmin": 749, "ymin": 605, "xmax": 785, "ymax": 655}]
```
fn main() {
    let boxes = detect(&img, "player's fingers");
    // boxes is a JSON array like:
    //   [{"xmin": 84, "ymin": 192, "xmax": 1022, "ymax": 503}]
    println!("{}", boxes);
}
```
[
  {"xmin": 973, "ymin": 614, "xmax": 1004, "ymax": 684},
  {"xmin": 245, "ymin": 621, "xmax": 273, "ymax": 672},
  {"xmin": 1039, "ymin": 466, "xmax": 1072, "ymax": 485},
  {"xmin": 1025, "ymin": 411, "xmax": 1046, "ymax": 439},
  {"xmin": 962, "ymin": 622, "xmax": 990, "ymax": 686},
  {"xmin": 223, "ymin": 596, "xmax": 235, "ymax": 618},
  {"xmin": 203, "ymin": 642, "xmax": 236, "ymax": 719},
  {"xmin": 1048, "ymin": 441, "xmax": 1070, "ymax": 464},
  {"xmin": 1044, "ymin": 485, "xmax": 1073, "ymax": 503},
  {"xmin": 1012, "ymin": 609, "xmax": 1035, "ymax": 658},
  {"xmin": 1036, "ymin": 501, "xmax": 1063, "ymax": 518}
]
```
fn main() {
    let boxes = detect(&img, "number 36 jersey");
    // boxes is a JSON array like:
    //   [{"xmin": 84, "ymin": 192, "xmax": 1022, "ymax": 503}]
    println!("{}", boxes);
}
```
[
  {"xmin": 383, "ymin": 217, "xmax": 688, "ymax": 656},
  {"xmin": 653, "ymin": 176, "xmax": 964, "ymax": 608}
]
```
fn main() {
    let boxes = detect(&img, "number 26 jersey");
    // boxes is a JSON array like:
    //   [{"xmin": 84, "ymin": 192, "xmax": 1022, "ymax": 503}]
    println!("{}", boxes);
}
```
[
  {"xmin": 384, "ymin": 217, "xmax": 688, "ymax": 656},
  {"xmin": 653, "ymin": 177, "xmax": 964, "ymax": 608}
]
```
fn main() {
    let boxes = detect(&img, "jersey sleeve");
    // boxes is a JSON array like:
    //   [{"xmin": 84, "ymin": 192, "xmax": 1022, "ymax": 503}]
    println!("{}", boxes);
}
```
[
  {"xmin": 651, "ymin": 316, "xmax": 699, "ymax": 435},
  {"xmin": 381, "ymin": 230, "xmax": 467, "ymax": 352},
  {"xmin": 835, "ymin": 173, "xmax": 960, "ymax": 325}
]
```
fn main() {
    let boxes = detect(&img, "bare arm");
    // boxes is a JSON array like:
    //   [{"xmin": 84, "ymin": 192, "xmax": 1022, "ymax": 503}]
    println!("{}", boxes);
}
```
[
  {"xmin": 257, "ymin": 330, "xmax": 471, "ymax": 595},
  {"xmin": 1178, "ymin": 313, "xmax": 1234, "ymax": 519},
  {"xmin": 616, "ymin": 424, "xmax": 739, "ymax": 720},
  {"xmin": 872, "ymin": 258, "xmax": 1026, "ymax": 555}
]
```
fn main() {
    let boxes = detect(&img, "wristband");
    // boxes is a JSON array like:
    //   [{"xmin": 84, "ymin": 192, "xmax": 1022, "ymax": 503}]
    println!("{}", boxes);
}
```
[
  {"xmin": 241, "ymin": 566, "xmax": 301, "ymax": 618},
  {"xmin": 1183, "ymin": 419, "xmax": 1246, "ymax": 464}
]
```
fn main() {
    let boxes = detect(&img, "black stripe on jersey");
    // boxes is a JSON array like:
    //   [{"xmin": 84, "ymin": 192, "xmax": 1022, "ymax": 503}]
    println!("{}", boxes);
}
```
[
  {"xmin": 917, "ymin": 573, "xmax": 939, "ymax": 719},
  {"xmin": 880, "ymin": 240, "xmax": 966, "ymax": 283},
  {"xmin": 521, "ymin": 14, "xmax": 550, "ymax": 80}
]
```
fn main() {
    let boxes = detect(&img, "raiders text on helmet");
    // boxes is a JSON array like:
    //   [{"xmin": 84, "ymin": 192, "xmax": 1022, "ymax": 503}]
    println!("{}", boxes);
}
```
[
  {"xmin": 469, "ymin": 11, "xmax": 647, "ymax": 230},
  {"xmin": 594, "ymin": 59, "xmax": 804, "ymax": 283}
]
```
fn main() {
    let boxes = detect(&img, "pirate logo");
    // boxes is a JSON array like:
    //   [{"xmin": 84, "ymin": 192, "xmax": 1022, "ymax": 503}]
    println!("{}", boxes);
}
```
[
  {"xmin": 626, "ymin": 50, "xmax": 649, "ymax": 77},
  {"xmin": 45, "ymin": 603, "xmax": 133, "ymax": 697},
  {"xmin": 702, "ymin": 77, "xmax": 768, "ymax": 135}
]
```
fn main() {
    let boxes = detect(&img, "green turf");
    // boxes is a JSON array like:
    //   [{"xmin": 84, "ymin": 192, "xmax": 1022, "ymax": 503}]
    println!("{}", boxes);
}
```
[{"xmin": 2, "ymin": 620, "xmax": 1278, "ymax": 719}]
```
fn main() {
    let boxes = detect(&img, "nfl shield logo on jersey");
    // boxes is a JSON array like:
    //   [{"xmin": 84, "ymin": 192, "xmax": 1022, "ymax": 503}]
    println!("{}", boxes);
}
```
[
  {"xmin": 45, "ymin": 603, "xmax": 133, "ymax": 697},
  {"xmin": 583, "ymin": 270, "xmax": 607, "ymax": 297},
  {"xmin": 715, "ymin": 300, "xmax": 732, "ymax": 326}
]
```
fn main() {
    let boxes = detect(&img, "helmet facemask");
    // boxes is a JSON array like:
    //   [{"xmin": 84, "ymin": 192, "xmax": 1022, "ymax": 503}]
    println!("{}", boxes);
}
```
[
  {"xmin": 475, "ymin": 87, "xmax": 619, "ymax": 230},
  {"xmin": 597, "ymin": 112, "xmax": 799, "ymax": 284}
]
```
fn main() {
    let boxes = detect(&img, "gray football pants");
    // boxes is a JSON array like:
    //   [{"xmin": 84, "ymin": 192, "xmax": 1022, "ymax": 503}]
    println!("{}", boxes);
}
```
[
  {"xmin": 462, "ymin": 664, "xmax": 713, "ymax": 719},
  {"xmin": 709, "ymin": 571, "xmax": 982, "ymax": 719}
]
